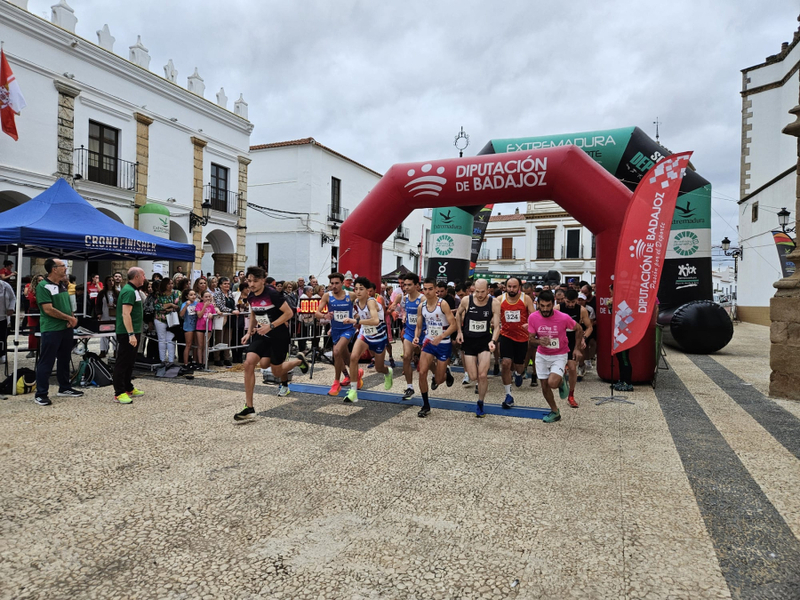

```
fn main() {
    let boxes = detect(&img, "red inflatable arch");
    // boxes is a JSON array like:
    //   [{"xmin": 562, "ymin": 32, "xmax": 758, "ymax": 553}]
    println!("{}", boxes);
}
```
[{"xmin": 340, "ymin": 146, "xmax": 657, "ymax": 382}]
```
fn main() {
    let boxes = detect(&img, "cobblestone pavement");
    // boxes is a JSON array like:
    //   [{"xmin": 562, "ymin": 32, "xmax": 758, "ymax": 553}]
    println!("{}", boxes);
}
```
[{"xmin": 1, "ymin": 323, "xmax": 798, "ymax": 599}]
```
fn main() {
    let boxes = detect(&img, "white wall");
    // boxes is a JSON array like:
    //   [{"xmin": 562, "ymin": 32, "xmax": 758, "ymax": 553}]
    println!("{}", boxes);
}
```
[{"xmin": 247, "ymin": 142, "xmax": 430, "ymax": 283}]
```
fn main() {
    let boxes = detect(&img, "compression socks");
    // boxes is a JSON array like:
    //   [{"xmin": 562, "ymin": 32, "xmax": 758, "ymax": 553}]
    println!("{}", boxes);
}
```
[{"xmin": 421, "ymin": 392, "xmax": 430, "ymax": 410}]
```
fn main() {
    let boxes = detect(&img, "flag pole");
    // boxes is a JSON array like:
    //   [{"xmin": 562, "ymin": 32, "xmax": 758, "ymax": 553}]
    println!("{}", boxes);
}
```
[{"xmin": 592, "ymin": 300, "xmax": 633, "ymax": 406}]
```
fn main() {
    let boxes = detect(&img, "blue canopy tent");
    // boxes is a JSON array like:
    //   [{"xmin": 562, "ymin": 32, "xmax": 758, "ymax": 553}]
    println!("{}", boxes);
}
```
[{"xmin": 0, "ymin": 178, "xmax": 197, "ymax": 395}]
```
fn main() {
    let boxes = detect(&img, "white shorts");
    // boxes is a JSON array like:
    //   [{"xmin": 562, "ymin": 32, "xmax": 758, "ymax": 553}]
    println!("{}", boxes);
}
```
[{"xmin": 535, "ymin": 352, "xmax": 568, "ymax": 380}]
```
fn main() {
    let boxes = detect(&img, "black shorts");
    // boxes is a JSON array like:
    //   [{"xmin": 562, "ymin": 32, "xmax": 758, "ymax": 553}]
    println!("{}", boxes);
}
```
[
  {"xmin": 500, "ymin": 337, "xmax": 528, "ymax": 364},
  {"xmin": 462, "ymin": 335, "xmax": 492, "ymax": 356},
  {"xmin": 246, "ymin": 327, "xmax": 290, "ymax": 365}
]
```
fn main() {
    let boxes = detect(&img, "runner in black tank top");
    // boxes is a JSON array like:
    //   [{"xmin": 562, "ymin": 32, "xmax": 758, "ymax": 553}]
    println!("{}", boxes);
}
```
[
  {"xmin": 556, "ymin": 289, "xmax": 593, "ymax": 408},
  {"xmin": 456, "ymin": 279, "xmax": 500, "ymax": 418}
]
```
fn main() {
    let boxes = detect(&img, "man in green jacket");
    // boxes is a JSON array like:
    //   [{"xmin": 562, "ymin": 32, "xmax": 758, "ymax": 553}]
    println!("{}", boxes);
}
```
[
  {"xmin": 34, "ymin": 258, "xmax": 84, "ymax": 406},
  {"xmin": 113, "ymin": 267, "xmax": 146, "ymax": 404}
]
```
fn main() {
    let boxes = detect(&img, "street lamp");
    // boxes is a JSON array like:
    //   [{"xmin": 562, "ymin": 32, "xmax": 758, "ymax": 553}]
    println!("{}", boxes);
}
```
[
  {"xmin": 721, "ymin": 236, "xmax": 742, "ymax": 321},
  {"xmin": 777, "ymin": 207, "xmax": 796, "ymax": 235},
  {"xmin": 454, "ymin": 126, "xmax": 469, "ymax": 158},
  {"xmin": 189, "ymin": 200, "xmax": 212, "ymax": 230}
]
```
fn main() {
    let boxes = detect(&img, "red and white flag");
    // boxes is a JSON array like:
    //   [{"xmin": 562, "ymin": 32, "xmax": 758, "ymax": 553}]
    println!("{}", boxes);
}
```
[
  {"xmin": 1, "ymin": 48, "xmax": 27, "ymax": 141},
  {"xmin": 612, "ymin": 151, "xmax": 692, "ymax": 354}
]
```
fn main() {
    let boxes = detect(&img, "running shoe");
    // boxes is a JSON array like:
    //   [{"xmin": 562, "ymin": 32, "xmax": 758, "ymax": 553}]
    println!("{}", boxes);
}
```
[
  {"xmin": 530, "ymin": 376, "xmax": 537, "ymax": 387},
  {"xmin": 344, "ymin": 388, "xmax": 358, "ymax": 403},
  {"xmin": 130, "ymin": 388, "xmax": 144, "ymax": 397},
  {"xmin": 342, "ymin": 375, "xmax": 351, "ymax": 386},
  {"xmin": 493, "ymin": 363, "xmax": 500, "ymax": 376},
  {"xmin": 567, "ymin": 394, "xmax": 578, "ymax": 408},
  {"xmin": 514, "ymin": 371, "xmax": 523, "ymax": 388},
  {"xmin": 57, "ymin": 388, "xmax": 84, "ymax": 397},
  {"xmin": 296, "ymin": 352, "xmax": 309, "ymax": 374},
  {"xmin": 401, "ymin": 387, "xmax": 414, "ymax": 401},
  {"xmin": 357, "ymin": 368, "xmax": 364, "ymax": 390},
  {"xmin": 367, "ymin": 360, "xmax": 375, "ymax": 369},
  {"xmin": 384, "ymin": 369, "xmax": 393, "ymax": 390},
  {"xmin": 115, "ymin": 393, "xmax": 133, "ymax": 405},
  {"xmin": 462, "ymin": 375, "xmax": 471, "ymax": 386},
  {"xmin": 445, "ymin": 367, "xmax": 454, "ymax": 387},
  {"xmin": 417, "ymin": 407, "xmax": 431, "ymax": 418},
  {"xmin": 476, "ymin": 401, "xmax": 485, "ymax": 418},
  {"xmin": 431, "ymin": 375, "xmax": 439, "ymax": 391},
  {"xmin": 543, "ymin": 410, "xmax": 561, "ymax": 423},
  {"xmin": 389, "ymin": 357, "xmax": 396, "ymax": 368},
  {"xmin": 558, "ymin": 377, "xmax": 569, "ymax": 399},
  {"xmin": 34, "ymin": 396, "xmax": 51, "ymax": 406},
  {"xmin": 328, "ymin": 381, "xmax": 342, "ymax": 396},
  {"xmin": 277, "ymin": 384, "xmax": 290, "ymax": 397},
  {"xmin": 577, "ymin": 364, "xmax": 586, "ymax": 378},
  {"xmin": 585, "ymin": 360, "xmax": 593, "ymax": 370},
  {"xmin": 234, "ymin": 405, "xmax": 255, "ymax": 421},
  {"xmin": 502, "ymin": 394, "xmax": 514, "ymax": 409}
]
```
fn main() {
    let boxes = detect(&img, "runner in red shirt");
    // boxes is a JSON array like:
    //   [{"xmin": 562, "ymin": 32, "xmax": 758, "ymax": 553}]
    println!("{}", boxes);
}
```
[
  {"xmin": 498, "ymin": 277, "xmax": 536, "ymax": 409},
  {"xmin": 528, "ymin": 290, "xmax": 583, "ymax": 423}
]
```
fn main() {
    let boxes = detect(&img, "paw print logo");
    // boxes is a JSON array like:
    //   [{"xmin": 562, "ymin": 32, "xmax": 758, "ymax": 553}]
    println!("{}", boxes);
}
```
[{"xmin": 405, "ymin": 163, "xmax": 447, "ymax": 197}]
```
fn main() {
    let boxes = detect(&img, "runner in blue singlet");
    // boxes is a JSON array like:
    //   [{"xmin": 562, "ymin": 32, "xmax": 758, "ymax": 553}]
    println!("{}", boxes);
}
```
[{"xmin": 315, "ymin": 272, "xmax": 354, "ymax": 396}]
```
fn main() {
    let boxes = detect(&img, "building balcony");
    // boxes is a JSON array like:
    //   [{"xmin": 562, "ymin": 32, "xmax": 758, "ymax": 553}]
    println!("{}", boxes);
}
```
[
  {"xmin": 73, "ymin": 146, "xmax": 137, "ymax": 190},
  {"xmin": 497, "ymin": 249, "xmax": 517, "ymax": 260},
  {"xmin": 204, "ymin": 185, "xmax": 240, "ymax": 216},
  {"xmin": 328, "ymin": 204, "xmax": 350, "ymax": 223},
  {"xmin": 478, "ymin": 249, "xmax": 490, "ymax": 260},
  {"xmin": 561, "ymin": 247, "xmax": 584, "ymax": 260},
  {"xmin": 395, "ymin": 226, "xmax": 410, "ymax": 241}
]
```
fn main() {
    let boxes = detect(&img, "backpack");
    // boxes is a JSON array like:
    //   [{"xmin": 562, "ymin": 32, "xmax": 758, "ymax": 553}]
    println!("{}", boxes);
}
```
[
  {"xmin": 73, "ymin": 352, "xmax": 113, "ymax": 387},
  {"xmin": 0, "ymin": 367, "xmax": 36, "ymax": 395}
]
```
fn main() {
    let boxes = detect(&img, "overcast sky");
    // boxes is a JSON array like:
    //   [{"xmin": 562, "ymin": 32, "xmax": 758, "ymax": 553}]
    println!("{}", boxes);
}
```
[{"xmin": 24, "ymin": 0, "xmax": 800, "ymax": 258}]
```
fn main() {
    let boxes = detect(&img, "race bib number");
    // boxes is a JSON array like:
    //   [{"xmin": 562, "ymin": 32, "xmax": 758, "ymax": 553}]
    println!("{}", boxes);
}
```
[
  {"xmin": 333, "ymin": 311, "xmax": 349, "ymax": 322},
  {"xmin": 89, "ymin": 292, "xmax": 98, "ymax": 299},
  {"xmin": 545, "ymin": 337, "xmax": 559, "ymax": 349},
  {"xmin": 504, "ymin": 310, "xmax": 520, "ymax": 323},
  {"xmin": 255, "ymin": 313, "xmax": 271, "ymax": 326},
  {"xmin": 407, "ymin": 314, "xmax": 418, "ymax": 325},
  {"xmin": 469, "ymin": 320, "xmax": 487, "ymax": 333},
  {"xmin": 362, "ymin": 325, "xmax": 378, "ymax": 337},
  {"xmin": 428, "ymin": 325, "xmax": 443, "ymax": 338}
]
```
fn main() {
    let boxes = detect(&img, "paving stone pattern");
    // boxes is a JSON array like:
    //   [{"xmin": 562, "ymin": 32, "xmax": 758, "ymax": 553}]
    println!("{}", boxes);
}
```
[{"xmin": 0, "ymin": 323, "xmax": 797, "ymax": 599}]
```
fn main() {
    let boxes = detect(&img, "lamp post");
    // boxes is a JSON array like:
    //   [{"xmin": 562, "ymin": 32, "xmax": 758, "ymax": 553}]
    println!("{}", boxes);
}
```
[
  {"xmin": 721, "ymin": 236, "xmax": 742, "ymax": 321},
  {"xmin": 189, "ymin": 200, "xmax": 212, "ymax": 231},
  {"xmin": 778, "ymin": 207, "xmax": 796, "ymax": 236},
  {"xmin": 454, "ymin": 126, "xmax": 469, "ymax": 157}
]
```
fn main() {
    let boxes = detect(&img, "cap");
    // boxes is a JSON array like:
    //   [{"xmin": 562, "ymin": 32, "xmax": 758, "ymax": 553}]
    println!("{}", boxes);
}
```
[
  {"xmin": 578, "ymin": 292, "xmax": 587, "ymax": 300},
  {"xmin": 536, "ymin": 285, "xmax": 543, "ymax": 290},
  {"xmin": 343, "ymin": 270, "xmax": 354, "ymax": 280},
  {"xmin": 447, "ymin": 282, "xmax": 454, "ymax": 287}
]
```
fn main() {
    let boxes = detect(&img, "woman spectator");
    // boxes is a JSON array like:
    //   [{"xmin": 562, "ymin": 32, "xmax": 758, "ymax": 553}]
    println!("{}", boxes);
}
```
[
  {"xmin": 193, "ymin": 277, "xmax": 208, "ymax": 297},
  {"xmin": 232, "ymin": 280, "xmax": 249, "ymax": 363},
  {"xmin": 154, "ymin": 278, "xmax": 180, "ymax": 367},
  {"xmin": 98, "ymin": 275, "xmax": 119, "ymax": 358},
  {"xmin": 24, "ymin": 274, "xmax": 43, "ymax": 358},
  {"xmin": 179, "ymin": 288, "xmax": 199, "ymax": 366},
  {"xmin": 195, "ymin": 290, "xmax": 217, "ymax": 367},
  {"xmin": 211, "ymin": 277, "xmax": 238, "ymax": 366},
  {"xmin": 86, "ymin": 274, "xmax": 103, "ymax": 318},
  {"xmin": 208, "ymin": 277, "xmax": 218, "ymax": 295}
]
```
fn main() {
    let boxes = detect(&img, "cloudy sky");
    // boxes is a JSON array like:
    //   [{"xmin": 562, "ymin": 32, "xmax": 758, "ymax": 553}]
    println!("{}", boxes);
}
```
[{"xmin": 24, "ymin": 0, "xmax": 800, "ymax": 257}]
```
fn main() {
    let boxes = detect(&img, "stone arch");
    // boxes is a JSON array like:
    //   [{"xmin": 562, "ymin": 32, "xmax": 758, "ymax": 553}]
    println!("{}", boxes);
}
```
[
  {"xmin": 96, "ymin": 207, "xmax": 124, "ymax": 223},
  {"xmin": 0, "ymin": 190, "xmax": 31, "ymax": 213},
  {"xmin": 339, "ymin": 146, "xmax": 654, "ymax": 382},
  {"xmin": 204, "ymin": 227, "xmax": 236, "ymax": 277}
]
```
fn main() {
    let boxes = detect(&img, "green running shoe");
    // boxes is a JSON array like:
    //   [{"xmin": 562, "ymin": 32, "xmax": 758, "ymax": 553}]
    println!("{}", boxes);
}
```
[
  {"xmin": 344, "ymin": 388, "xmax": 358, "ymax": 403},
  {"xmin": 558, "ymin": 376, "xmax": 569, "ymax": 399},
  {"xmin": 384, "ymin": 369, "xmax": 393, "ymax": 390},
  {"xmin": 543, "ymin": 410, "xmax": 561, "ymax": 424}
]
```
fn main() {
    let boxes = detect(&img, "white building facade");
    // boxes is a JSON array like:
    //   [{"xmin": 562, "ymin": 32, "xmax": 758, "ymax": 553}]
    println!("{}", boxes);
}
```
[
  {"xmin": 737, "ymin": 20, "xmax": 800, "ymax": 325},
  {"xmin": 474, "ymin": 202, "xmax": 596, "ymax": 283},
  {"xmin": 247, "ymin": 138, "xmax": 431, "ymax": 284},
  {"xmin": 0, "ymin": 0, "xmax": 252, "ymax": 279}
]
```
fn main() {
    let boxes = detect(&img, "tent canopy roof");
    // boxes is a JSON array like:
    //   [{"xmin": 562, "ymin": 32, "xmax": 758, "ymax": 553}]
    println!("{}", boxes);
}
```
[{"xmin": 0, "ymin": 179, "xmax": 196, "ymax": 261}]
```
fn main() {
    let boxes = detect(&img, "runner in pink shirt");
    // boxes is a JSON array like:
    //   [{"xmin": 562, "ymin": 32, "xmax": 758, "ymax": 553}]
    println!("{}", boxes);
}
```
[{"xmin": 528, "ymin": 290, "xmax": 583, "ymax": 423}]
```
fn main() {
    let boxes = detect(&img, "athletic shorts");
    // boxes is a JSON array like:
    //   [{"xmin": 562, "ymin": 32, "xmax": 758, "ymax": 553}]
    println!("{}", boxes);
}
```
[
  {"xmin": 360, "ymin": 335, "xmax": 387, "ymax": 355},
  {"xmin": 421, "ymin": 340, "xmax": 452, "ymax": 362},
  {"xmin": 462, "ymin": 335, "xmax": 492, "ymax": 356},
  {"xmin": 331, "ymin": 327, "xmax": 355, "ymax": 346},
  {"xmin": 535, "ymin": 352, "xmax": 568, "ymax": 380},
  {"xmin": 247, "ymin": 328, "xmax": 290, "ymax": 365},
  {"xmin": 500, "ymin": 337, "xmax": 528, "ymax": 364}
]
